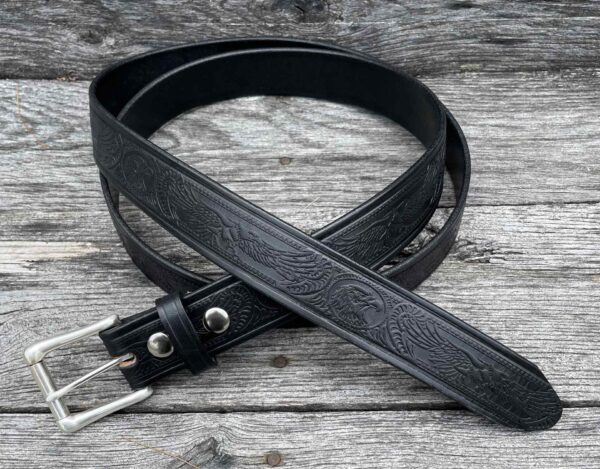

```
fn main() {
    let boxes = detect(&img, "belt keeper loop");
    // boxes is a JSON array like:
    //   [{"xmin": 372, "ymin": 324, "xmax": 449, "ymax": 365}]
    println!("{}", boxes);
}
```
[{"xmin": 155, "ymin": 293, "xmax": 216, "ymax": 373}]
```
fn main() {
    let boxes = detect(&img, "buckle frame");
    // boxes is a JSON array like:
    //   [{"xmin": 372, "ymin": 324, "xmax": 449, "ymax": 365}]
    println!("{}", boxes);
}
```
[{"xmin": 24, "ymin": 315, "xmax": 153, "ymax": 433}]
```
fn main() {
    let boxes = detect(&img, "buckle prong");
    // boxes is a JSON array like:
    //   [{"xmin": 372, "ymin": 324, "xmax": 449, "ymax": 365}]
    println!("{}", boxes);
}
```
[{"xmin": 24, "ymin": 315, "xmax": 153, "ymax": 433}]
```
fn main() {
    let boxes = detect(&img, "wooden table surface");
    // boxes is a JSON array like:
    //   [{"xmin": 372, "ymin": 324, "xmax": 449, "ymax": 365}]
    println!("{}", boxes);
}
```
[{"xmin": 1, "ymin": 1, "xmax": 599, "ymax": 468}]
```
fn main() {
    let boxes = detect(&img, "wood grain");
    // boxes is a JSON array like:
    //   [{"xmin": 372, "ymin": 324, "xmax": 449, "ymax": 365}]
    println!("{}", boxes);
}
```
[
  {"xmin": 1, "ymin": 69, "xmax": 599, "ymax": 221},
  {"xmin": 0, "ymin": 73, "xmax": 598, "ymax": 413},
  {"xmin": 2, "ymin": 201, "xmax": 599, "ymax": 413},
  {"xmin": 0, "ymin": 1, "xmax": 599, "ymax": 79},
  {"xmin": 1, "ymin": 409, "xmax": 599, "ymax": 468},
  {"xmin": 1, "ymin": 3, "xmax": 600, "ymax": 464}
]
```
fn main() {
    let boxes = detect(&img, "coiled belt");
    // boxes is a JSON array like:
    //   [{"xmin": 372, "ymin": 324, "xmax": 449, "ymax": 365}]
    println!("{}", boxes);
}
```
[{"xmin": 24, "ymin": 38, "xmax": 561, "ymax": 432}]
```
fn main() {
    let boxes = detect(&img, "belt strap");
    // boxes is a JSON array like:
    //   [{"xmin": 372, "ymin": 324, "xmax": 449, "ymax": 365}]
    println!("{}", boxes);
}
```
[{"xmin": 89, "ymin": 38, "xmax": 561, "ymax": 430}]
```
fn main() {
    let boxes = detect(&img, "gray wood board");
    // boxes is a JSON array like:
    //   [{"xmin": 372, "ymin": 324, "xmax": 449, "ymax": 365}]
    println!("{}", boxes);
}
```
[
  {"xmin": 1, "ymin": 1, "xmax": 600, "ymax": 79},
  {"xmin": 1, "ymin": 200, "xmax": 599, "ymax": 412},
  {"xmin": 2, "ymin": 69, "xmax": 600, "ymax": 214},
  {"xmin": 1, "ymin": 3, "xmax": 600, "ymax": 462},
  {"xmin": 1, "ymin": 409, "xmax": 599, "ymax": 468},
  {"xmin": 0, "ymin": 71, "xmax": 599, "ymax": 414}
]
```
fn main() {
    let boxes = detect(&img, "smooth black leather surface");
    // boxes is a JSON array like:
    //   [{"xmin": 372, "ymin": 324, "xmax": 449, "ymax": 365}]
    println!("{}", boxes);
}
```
[
  {"xmin": 155, "ymin": 293, "xmax": 215, "ymax": 373},
  {"xmin": 91, "ymin": 38, "xmax": 562, "ymax": 430}
]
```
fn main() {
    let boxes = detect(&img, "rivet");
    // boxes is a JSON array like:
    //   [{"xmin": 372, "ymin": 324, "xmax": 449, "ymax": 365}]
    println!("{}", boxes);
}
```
[
  {"xmin": 265, "ymin": 451, "xmax": 282, "ymax": 467},
  {"xmin": 147, "ymin": 332, "xmax": 174, "ymax": 358},
  {"xmin": 272, "ymin": 355, "xmax": 288, "ymax": 368},
  {"xmin": 203, "ymin": 307, "xmax": 230, "ymax": 334},
  {"xmin": 279, "ymin": 157, "xmax": 292, "ymax": 166}
]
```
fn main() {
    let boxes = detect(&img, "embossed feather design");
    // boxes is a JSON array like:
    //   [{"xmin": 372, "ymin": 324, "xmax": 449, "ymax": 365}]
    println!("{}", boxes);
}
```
[
  {"xmin": 389, "ymin": 307, "xmax": 561, "ymax": 426},
  {"xmin": 236, "ymin": 230, "xmax": 332, "ymax": 295},
  {"xmin": 331, "ymin": 202, "xmax": 407, "ymax": 263},
  {"xmin": 164, "ymin": 180, "xmax": 242, "ymax": 250}
]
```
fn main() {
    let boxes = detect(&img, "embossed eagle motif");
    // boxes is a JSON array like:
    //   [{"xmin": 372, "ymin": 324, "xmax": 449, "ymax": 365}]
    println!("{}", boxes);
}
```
[
  {"xmin": 329, "ymin": 283, "xmax": 383, "ymax": 329},
  {"xmin": 163, "ymin": 181, "xmax": 242, "ymax": 250},
  {"xmin": 161, "ymin": 179, "xmax": 332, "ymax": 295},
  {"xmin": 236, "ymin": 229, "xmax": 332, "ymax": 295},
  {"xmin": 390, "ymin": 307, "xmax": 560, "ymax": 424},
  {"xmin": 330, "ymin": 201, "xmax": 407, "ymax": 263}
]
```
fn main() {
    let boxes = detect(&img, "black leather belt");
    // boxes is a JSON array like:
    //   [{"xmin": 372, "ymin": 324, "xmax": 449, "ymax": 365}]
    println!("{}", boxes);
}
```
[{"xmin": 24, "ymin": 38, "xmax": 562, "ymax": 433}]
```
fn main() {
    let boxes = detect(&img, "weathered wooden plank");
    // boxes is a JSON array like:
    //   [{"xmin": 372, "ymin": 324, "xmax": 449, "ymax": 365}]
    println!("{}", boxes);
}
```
[
  {"xmin": 2, "ymin": 200, "xmax": 599, "ymax": 412},
  {"xmin": 1, "ymin": 1, "xmax": 599, "ymax": 79},
  {"xmin": 1, "ymin": 409, "xmax": 599, "ymax": 468},
  {"xmin": 1, "ymin": 68, "xmax": 599, "ymax": 412},
  {"xmin": 2, "ymin": 2, "xmax": 598, "ymax": 465},
  {"xmin": 1, "ymin": 70, "xmax": 599, "ymax": 215}
]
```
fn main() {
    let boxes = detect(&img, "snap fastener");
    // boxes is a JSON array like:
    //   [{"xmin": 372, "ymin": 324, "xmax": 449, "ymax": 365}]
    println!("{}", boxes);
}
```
[
  {"xmin": 147, "ymin": 332, "xmax": 174, "ymax": 358},
  {"xmin": 203, "ymin": 307, "xmax": 230, "ymax": 334}
]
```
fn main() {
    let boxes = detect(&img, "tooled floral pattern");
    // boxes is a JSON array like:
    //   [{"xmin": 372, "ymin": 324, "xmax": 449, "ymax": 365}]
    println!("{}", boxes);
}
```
[
  {"xmin": 91, "ymin": 113, "xmax": 124, "ymax": 168},
  {"xmin": 93, "ymin": 112, "xmax": 559, "ymax": 427},
  {"xmin": 198, "ymin": 284, "xmax": 283, "ymax": 349}
]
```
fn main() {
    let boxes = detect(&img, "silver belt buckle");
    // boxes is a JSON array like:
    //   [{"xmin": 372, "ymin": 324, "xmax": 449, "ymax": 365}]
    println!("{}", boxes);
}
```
[{"xmin": 24, "ymin": 315, "xmax": 153, "ymax": 433}]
